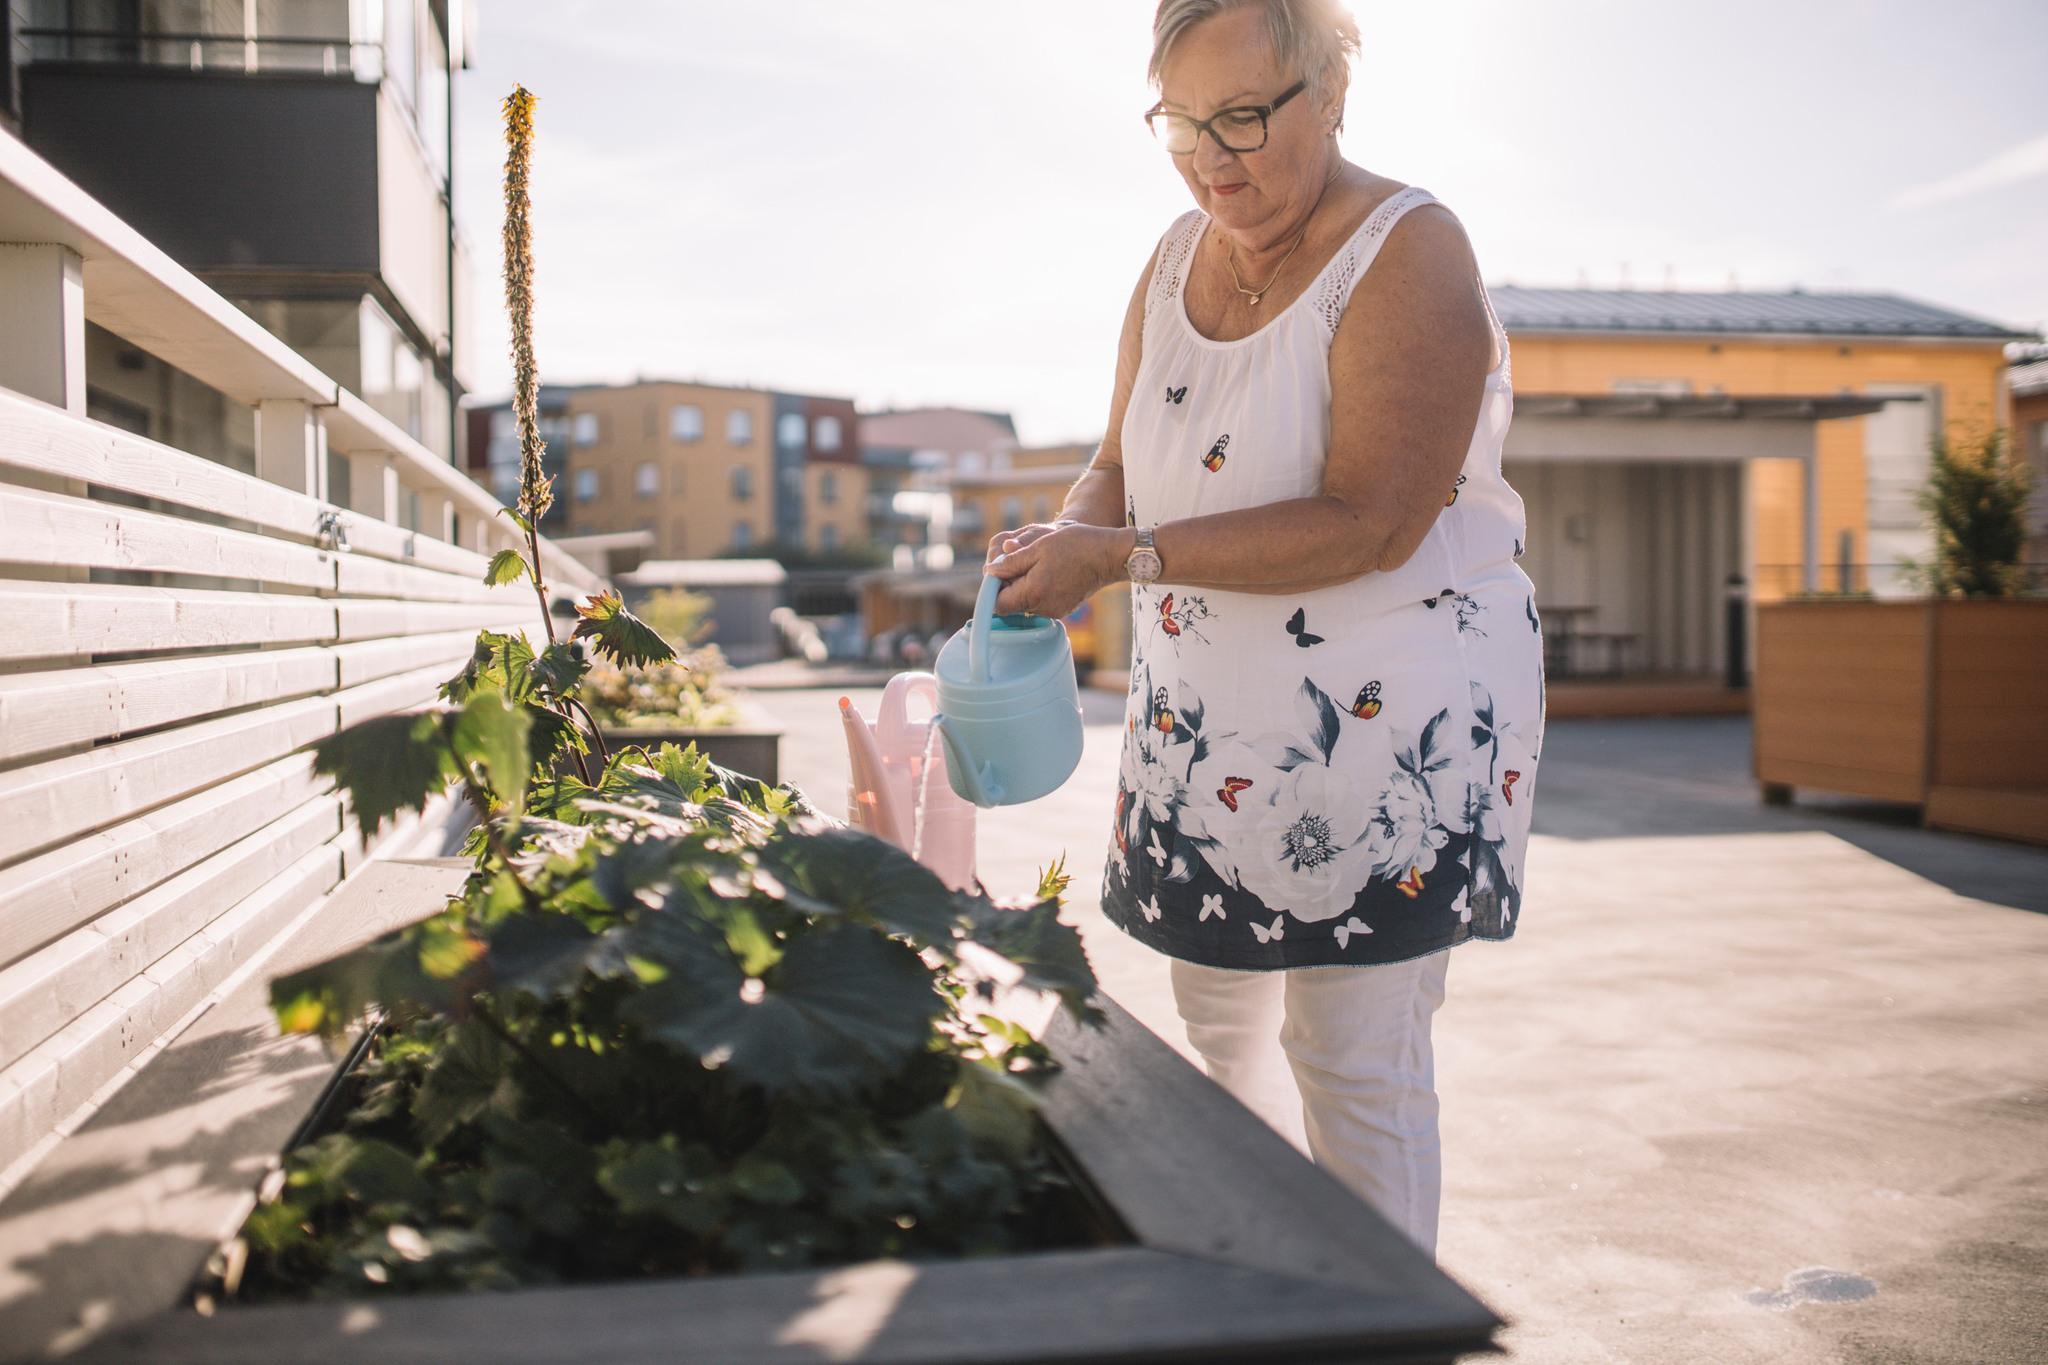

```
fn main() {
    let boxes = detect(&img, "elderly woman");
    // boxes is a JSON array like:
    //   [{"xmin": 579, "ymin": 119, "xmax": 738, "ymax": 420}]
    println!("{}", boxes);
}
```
[{"xmin": 983, "ymin": 0, "xmax": 1542, "ymax": 1256}]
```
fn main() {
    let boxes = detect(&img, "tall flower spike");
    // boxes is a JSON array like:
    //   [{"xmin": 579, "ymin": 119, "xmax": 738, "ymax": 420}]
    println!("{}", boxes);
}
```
[{"xmin": 502, "ymin": 85, "xmax": 551, "ymax": 525}]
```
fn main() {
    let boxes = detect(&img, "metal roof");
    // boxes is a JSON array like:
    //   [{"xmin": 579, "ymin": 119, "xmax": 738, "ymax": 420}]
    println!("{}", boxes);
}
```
[
  {"xmin": 2010, "ymin": 358, "xmax": 2048, "ymax": 398},
  {"xmin": 1489, "ymin": 287, "xmax": 2034, "ymax": 340}
]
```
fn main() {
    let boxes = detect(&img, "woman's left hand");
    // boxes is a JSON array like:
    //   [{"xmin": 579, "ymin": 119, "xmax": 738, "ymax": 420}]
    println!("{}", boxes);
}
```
[{"xmin": 985, "ymin": 522, "xmax": 1129, "ymax": 617}]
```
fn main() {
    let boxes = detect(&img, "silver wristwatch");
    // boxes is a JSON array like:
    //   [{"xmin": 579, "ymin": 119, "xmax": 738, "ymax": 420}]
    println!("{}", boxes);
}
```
[{"xmin": 1126, "ymin": 526, "xmax": 1162, "ymax": 585}]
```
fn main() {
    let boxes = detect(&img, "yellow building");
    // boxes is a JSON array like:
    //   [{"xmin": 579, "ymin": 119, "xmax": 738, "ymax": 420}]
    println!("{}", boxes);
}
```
[
  {"xmin": 471, "ymin": 380, "xmax": 871, "ymax": 562},
  {"xmin": 1491, "ymin": 286, "xmax": 2032, "ymax": 680},
  {"xmin": 945, "ymin": 441, "xmax": 1096, "ymax": 557}
]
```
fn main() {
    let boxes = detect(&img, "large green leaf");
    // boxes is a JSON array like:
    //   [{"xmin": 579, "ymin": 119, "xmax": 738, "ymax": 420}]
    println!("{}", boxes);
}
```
[
  {"xmin": 412, "ymin": 1015, "xmax": 515, "ymax": 1145},
  {"xmin": 620, "ymin": 919, "xmax": 942, "ymax": 1095},
  {"xmin": 452, "ymin": 692, "xmax": 534, "ymax": 813},
  {"xmin": 757, "ymin": 826, "xmax": 969, "ymax": 945},
  {"xmin": 964, "ymin": 896, "xmax": 1103, "ymax": 1026},
  {"xmin": 485, "ymin": 913, "xmax": 634, "ymax": 1001},
  {"xmin": 311, "ymin": 710, "xmax": 456, "ymax": 835},
  {"xmin": 270, "ymin": 911, "xmax": 480, "ymax": 1040},
  {"xmin": 442, "ymin": 631, "xmax": 540, "ymax": 705},
  {"xmin": 571, "ymin": 590, "xmax": 676, "ymax": 667}
]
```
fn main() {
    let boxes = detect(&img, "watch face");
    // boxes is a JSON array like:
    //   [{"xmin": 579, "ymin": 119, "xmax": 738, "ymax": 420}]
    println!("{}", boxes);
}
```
[{"xmin": 1128, "ymin": 548, "xmax": 1163, "ymax": 583}]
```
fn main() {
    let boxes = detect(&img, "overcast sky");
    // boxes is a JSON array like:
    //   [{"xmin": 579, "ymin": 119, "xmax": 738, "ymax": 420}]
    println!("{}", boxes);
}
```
[{"xmin": 453, "ymin": 0, "xmax": 2048, "ymax": 446}]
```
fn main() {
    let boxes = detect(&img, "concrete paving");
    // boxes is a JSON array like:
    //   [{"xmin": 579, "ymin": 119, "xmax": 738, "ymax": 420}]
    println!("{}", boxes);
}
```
[{"xmin": 752, "ymin": 685, "xmax": 2048, "ymax": 1364}]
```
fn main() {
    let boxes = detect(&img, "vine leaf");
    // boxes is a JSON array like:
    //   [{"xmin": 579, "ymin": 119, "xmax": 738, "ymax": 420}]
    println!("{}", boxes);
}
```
[
  {"xmin": 963, "ymin": 896, "xmax": 1103, "ymax": 1026},
  {"xmin": 572, "ymin": 590, "xmax": 676, "ymax": 667},
  {"xmin": 311, "ymin": 710, "xmax": 458, "ymax": 835},
  {"xmin": 756, "ymin": 826, "xmax": 966, "ymax": 944},
  {"xmin": 452, "ymin": 693, "xmax": 534, "ymax": 814},
  {"xmin": 485, "ymin": 549, "xmax": 531, "ymax": 587}
]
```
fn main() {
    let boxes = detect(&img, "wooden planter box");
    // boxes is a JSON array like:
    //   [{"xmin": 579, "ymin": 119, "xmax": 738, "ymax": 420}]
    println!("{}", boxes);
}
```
[
  {"xmin": 1754, "ymin": 598, "xmax": 2048, "ymax": 844},
  {"xmin": 598, "ymin": 701, "xmax": 784, "ymax": 786},
  {"xmin": 1, "ymin": 862, "xmax": 1499, "ymax": 1364}
]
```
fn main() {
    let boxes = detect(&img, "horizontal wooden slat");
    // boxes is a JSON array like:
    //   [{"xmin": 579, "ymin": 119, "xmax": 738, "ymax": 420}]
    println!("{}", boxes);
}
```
[
  {"xmin": 0, "ymin": 695, "xmax": 338, "ymax": 869},
  {"xmin": 0, "ymin": 794, "xmax": 341, "ymax": 1071},
  {"xmin": 337, "ymin": 661, "xmax": 467, "ymax": 728},
  {"xmin": 334, "ymin": 598, "xmax": 537, "ymax": 642},
  {"xmin": 0, "ymin": 756, "xmax": 325, "ymax": 968},
  {"xmin": 332, "ymin": 629, "xmax": 488, "ymax": 688},
  {"xmin": 0, "ymin": 580, "xmax": 336, "ymax": 661},
  {"xmin": 0, "ymin": 387, "xmax": 321, "ymax": 542},
  {"xmin": 334, "ymin": 551, "xmax": 516, "ymax": 605},
  {"xmin": 0, "ymin": 484, "xmax": 335, "ymax": 590},
  {"xmin": 0, "ymin": 646, "xmax": 337, "ymax": 764},
  {"xmin": 0, "ymin": 841, "xmax": 343, "ymax": 1178}
]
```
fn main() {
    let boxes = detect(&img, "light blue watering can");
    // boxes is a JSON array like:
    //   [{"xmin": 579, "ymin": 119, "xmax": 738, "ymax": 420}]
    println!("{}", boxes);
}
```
[{"xmin": 932, "ymin": 575, "xmax": 1085, "ymax": 808}]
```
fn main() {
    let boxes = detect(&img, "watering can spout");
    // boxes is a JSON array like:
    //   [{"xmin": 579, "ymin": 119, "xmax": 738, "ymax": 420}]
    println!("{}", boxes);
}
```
[{"xmin": 934, "ymin": 714, "xmax": 1000, "ymax": 808}]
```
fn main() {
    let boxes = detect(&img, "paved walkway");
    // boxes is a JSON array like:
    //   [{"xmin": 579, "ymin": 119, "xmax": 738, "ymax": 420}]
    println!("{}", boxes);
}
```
[{"xmin": 753, "ymin": 686, "xmax": 2048, "ymax": 1364}]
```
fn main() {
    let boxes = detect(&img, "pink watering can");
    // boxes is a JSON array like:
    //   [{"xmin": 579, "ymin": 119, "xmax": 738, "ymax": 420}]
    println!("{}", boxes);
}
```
[{"xmin": 838, "ymin": 673, "xmax": 978, "ymax": 892}]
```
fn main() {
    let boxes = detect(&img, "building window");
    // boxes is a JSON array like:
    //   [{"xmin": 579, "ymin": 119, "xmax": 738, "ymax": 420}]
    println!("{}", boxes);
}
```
[
  {"xmin": 731, "ymin": 466, "xmax": 754, "ymax": 500},
  {"xmin": 572, "ymin": 412, "xmax": 599, "ymax": 446},
  {"xmin": 820, "ymin": 523, "xmax": 841, "ymax": 551},
  {"xmin": 635, "ymin": 461, "xmax": 658, "ymax": 496},
  {"xmin": 777, "ymin": 412, "xmax": 807, "ymax": 448},
  {"xmin": 575, "ymin": 468, "xmax": 599, "ymax": 502},
  {"xmin": 670, "ymin": 404, "xmax": 703, "ymax": 441},
  {"xmin": 820, "ymin": 471, "xmax": 838, "ymax": 505},
  {"xmin": 814, "ymin": 414, "xmax": 843, "ymax": 452},
  {"xmin": 959, "ymin": 451, "xmax": 985, "ymax": 477},
  {"xmin": 733, "ymin": 521, "xmax": 753, "ymax": 549},
  {"xmin": 727, "ymin": 409, "xmax": 753, "ymax": 445}
]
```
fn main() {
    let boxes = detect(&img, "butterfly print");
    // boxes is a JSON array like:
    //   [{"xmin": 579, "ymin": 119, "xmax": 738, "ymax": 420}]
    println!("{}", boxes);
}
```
[
  {"xmin": 1200, "ymin": 894, "xmax": 1226, "ymax": 922},
  {"xmin": 1201, "ymin": 434, "xmax": 1229, "ymax": 473},
  {"xmin": 1396, "ymin": 866, "xmax": 1426, "ymax": 899},
  {"xmin": 1126, "ymin": 495, "xmax": 1137, "ymax": 529},
  {"xmin": 1526, "ymin": 596, "xmax": 1539, "ymax": 633},
  {"xmin": 1251, "ymin": 914, "xmax": 1286, "ymax": 944},
  {"xmin": 1138, "ymin": 894, "xmax": 1163, "ymax": 923},
  {"xmin": 1445, "ymin": 473, "xmax": 1467, "ymax": 507},
  {"xmin": 1113, "ymin": 788, "xmax": 1131, "ymax": 850},
  {"xmin": 1166, "ymin": 385, "xmax": 1187, "ymax": 404},
  {"xmin": 1334, "ymin": 915, "xmax": 1372, "ymax": 949},
  {"xmin": 1422, "ymin": 588, "xmax": 1455, "ymax": 609},
  {"xmin": 1514, "ymin": 538, "xmax": 1525, "ymax": 559},
  {"xmin": 1503, "ymin": 770, "xmax": 1521, "ymax": 805},
  {"xmin": 1217, "ymin": 775, "xmax": 1254, "ymax": 811},
  {"xmin": 1285, "ymin": 607, "xmax": 1324, "ymax": 648},
  {"xmin": 1153, "ymin": 591, "xmax": 1213, "ymax": 647},
  {"xmin": 1151, "ymin": 686, "xmax": 1175, "ymax": 735},
  {"xmin": 1350, "ymin": 680, "xmax": 1383, "ymax": 719}
]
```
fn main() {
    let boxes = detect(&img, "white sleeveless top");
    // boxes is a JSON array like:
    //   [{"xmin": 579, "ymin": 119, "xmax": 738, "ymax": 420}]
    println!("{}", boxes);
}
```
[{"xmin": 1100, "ymin": 186, "xmax": 1546, "ymax": 971}]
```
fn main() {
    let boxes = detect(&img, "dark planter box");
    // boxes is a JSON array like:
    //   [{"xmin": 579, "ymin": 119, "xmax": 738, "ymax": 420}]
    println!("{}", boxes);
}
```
[
  {"xmin": 2, "ymin": 862, "xmax": 1500, "ymax": 1364},
  {"xmin": 599, "ymin": 702, "xmax": 783, "ymax": 786}
]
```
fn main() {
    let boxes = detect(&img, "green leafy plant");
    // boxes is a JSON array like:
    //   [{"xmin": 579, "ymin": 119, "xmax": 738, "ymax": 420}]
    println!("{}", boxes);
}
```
[
  {"xmin": 1905, "ymin": 428, "xmax": 2034, "ymax": 597},
  {"xmin": 230, "ymin": 86, "xmax": 1102, "ymax": 1305},
  {"xmin": 582, "ymin": 650, "xmax": 740, "ymax": 731},
  {"xmin": 634, "ymin": 587, "xmax": 715, "ymax": 649}
]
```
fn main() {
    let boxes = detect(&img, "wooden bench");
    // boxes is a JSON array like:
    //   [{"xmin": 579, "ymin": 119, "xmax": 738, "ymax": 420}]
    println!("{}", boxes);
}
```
[{"xmin": 0, "ymin": 128, "xmax": 602, "ymax": 1205}]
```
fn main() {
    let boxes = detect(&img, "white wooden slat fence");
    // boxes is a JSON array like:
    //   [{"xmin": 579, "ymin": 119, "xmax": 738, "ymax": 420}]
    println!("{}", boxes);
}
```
[{"xmin": 0, "ymin": 130, "xmax": 600, "ymax": 1195}]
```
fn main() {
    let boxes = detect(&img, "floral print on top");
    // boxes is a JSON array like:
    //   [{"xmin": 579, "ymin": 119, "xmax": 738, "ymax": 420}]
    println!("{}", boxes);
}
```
[{"xmin": 1101, "ymin": 186, "xmax": 1544, "ymax": 970}]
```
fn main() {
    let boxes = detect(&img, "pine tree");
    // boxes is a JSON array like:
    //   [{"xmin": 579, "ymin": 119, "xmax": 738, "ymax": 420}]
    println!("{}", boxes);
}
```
[{"xmin": 1909, "ymin": 429, "xmax": 2033, "ymax": 598}]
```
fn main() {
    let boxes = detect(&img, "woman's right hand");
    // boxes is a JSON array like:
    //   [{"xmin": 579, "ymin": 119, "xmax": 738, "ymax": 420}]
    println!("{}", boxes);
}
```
[{"xmin": 986, "ymin": 519, "xmax": 1077, "ymax": 564}]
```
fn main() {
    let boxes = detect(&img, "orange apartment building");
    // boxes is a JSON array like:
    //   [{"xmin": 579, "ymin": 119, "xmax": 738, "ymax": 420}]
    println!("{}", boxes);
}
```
[{"xmin": 466, "ymin": 380, "xmax": 867, "ymax": 564}]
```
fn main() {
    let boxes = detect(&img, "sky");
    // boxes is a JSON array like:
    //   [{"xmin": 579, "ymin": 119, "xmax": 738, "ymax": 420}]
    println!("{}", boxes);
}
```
[{"xmin": 453, "ymin": 0, "xmax": 2048, "ymax": 447}]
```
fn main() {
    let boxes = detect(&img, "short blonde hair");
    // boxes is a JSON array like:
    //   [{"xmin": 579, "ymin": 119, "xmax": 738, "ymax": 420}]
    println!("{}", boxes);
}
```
[{"xmin": 1148, "ymin": 0, "xmax": 1361, "ymax": 120}]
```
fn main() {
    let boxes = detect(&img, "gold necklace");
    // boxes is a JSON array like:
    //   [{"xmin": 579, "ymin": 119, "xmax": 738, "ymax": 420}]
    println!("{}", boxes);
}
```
[{"xmin": 1222, "ymin": 163, "xmax": 1343, "ymax": 308}]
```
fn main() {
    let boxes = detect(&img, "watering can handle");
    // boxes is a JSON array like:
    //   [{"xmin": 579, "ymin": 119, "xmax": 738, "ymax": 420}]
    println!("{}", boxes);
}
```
[{"xmin": 967, "ymin": 574, "xmax": 1003, "ymax": 685}]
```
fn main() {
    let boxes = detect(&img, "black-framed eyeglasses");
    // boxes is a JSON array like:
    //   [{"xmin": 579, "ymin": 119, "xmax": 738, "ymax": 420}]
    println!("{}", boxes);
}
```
[{"xmin": 1144, "ymin": 79, "xmax": 1307, "ymax": 155}]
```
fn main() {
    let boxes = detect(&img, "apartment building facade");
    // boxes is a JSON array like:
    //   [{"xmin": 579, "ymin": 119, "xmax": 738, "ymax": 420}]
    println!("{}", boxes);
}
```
[
  {"xmin": 4, "ymin": 0, "xmax": 476, "ymax": 478},
  {"xmin": 465, "ymin": 380, "xmax": 867, "ymax": 561}
]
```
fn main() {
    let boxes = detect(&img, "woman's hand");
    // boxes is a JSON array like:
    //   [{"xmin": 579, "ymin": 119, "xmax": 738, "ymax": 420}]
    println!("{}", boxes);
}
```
[{"xmin": 984, "ymin": 521, "xmax": 1131, "ymax": 618}]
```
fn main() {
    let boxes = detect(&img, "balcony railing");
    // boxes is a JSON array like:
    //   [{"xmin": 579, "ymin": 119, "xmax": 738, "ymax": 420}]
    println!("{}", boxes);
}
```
[
  {"xmin": 0, "ymin": 129, "xmax": 600, "ymax": 1202},
  {"xmin": 17, "ymin": 27, "xmax": 384, "ymax": 79}
]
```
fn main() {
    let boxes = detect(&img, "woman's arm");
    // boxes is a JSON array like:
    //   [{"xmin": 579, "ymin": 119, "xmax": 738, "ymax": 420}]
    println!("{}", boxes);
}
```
[{"xmin": 989, "ymin": 207, "xmax": 1494, "ymax": 614}]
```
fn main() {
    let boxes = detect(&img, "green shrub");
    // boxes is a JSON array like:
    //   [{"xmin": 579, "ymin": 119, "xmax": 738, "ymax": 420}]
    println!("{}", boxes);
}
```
[{"xmin": 1906, "ymin": 428, "xmax": 2034, "ymax": 597}]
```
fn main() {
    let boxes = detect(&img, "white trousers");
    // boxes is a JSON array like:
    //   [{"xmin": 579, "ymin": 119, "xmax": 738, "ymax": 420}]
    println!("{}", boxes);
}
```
[{"xmin": 1169, "ymin": 951, "xmax": 1451, "ymax": 1257}]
